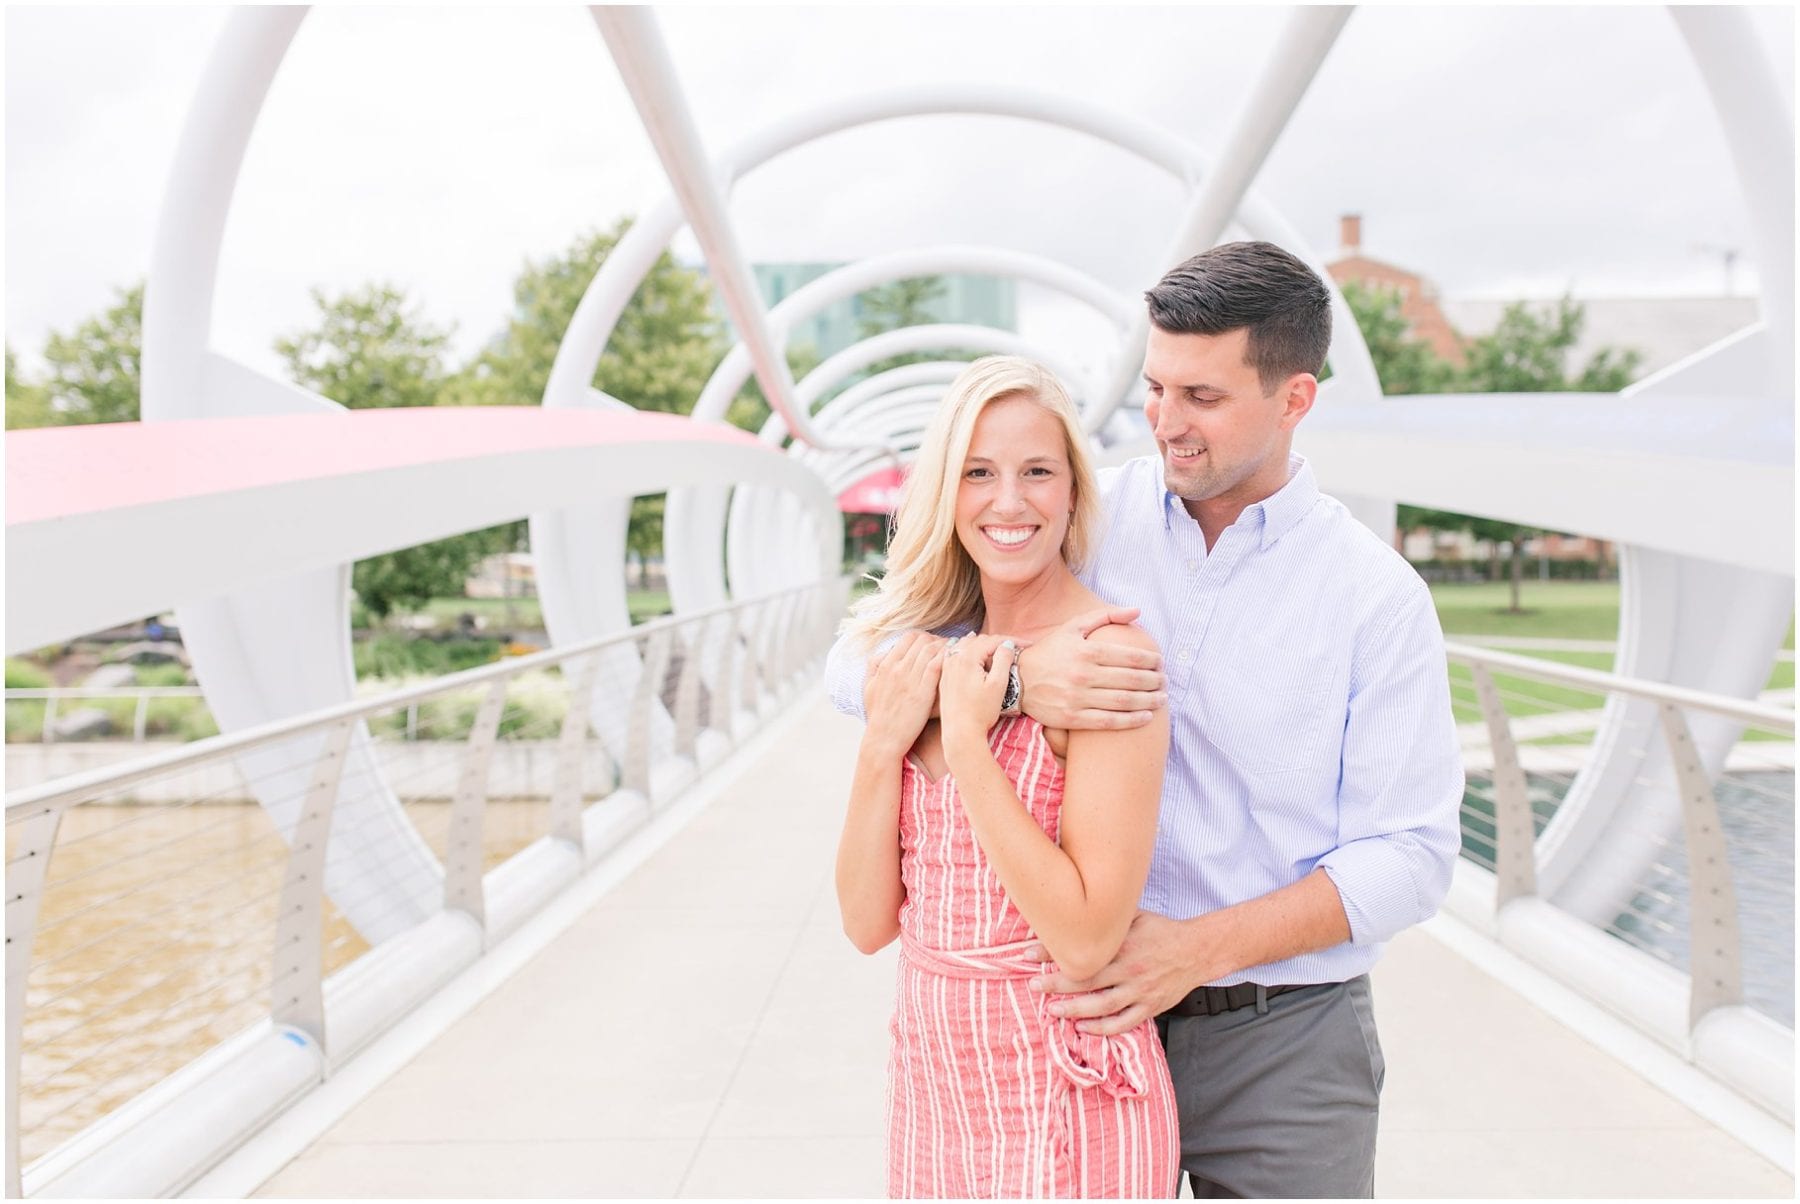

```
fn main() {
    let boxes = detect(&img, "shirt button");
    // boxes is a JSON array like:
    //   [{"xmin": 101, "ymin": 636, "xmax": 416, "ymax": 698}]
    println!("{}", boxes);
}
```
[
  {"xmin": 1185, "ymin": 559, "xmax": 1199, "ymax": 572},
  {"xmin": 1177, "ymin": 648, "xmax": 1193, "ymax": 663}
]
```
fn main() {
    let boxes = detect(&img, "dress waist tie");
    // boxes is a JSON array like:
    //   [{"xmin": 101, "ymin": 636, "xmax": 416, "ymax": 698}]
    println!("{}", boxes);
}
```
[{"xmin": 899, "ymin": 931, "xmax": 1154, "ymax": 1103}]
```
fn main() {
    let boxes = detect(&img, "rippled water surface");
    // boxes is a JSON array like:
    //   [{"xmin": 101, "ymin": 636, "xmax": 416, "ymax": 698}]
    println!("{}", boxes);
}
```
[{"xmin": 13, "ymin": 799, "xmax": 548, "ymax": 1165}]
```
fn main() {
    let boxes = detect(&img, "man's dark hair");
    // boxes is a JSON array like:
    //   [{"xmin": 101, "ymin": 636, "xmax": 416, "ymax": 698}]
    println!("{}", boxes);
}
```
[{"xmin": 1144, "ymin": 241, "xmax": 1332, "ymax": 392}]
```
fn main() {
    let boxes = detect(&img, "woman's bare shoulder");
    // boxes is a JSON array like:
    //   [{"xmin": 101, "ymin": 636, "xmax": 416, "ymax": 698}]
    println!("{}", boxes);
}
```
[{"xmin": 1084, "ymin": 620, "xmax": 1160, "ymax": 655}]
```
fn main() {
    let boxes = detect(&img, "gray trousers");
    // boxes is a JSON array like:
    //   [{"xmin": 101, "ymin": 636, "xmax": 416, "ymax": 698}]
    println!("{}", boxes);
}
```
[{"xmin": 1155, "ymin": 976, "xmax": 1383, "ymax": 1199}]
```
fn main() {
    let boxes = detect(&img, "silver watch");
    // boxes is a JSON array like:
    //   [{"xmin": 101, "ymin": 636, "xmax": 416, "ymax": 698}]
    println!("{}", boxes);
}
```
[{"xmin": 999, "ymin": 662, "xmax": 1023, "ymax": 716}]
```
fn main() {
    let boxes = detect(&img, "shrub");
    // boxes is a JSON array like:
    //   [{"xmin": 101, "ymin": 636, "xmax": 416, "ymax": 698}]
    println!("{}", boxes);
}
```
[
  {"xmin": 134, "ymin": 663, "xmax": 191, "ymax": 688},
  {"xmin": 355, "ymin": 635, "xmax": 504, "ymax": 680},
  {"xmin": 6, "ymin": 658, "xmax": 50, "ymax": 689}
]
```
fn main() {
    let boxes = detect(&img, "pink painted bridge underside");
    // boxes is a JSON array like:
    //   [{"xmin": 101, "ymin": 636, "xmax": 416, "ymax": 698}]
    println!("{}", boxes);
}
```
[{"xmin": 7, "ymin": 408, "xmax": 767, "ymax": 526}]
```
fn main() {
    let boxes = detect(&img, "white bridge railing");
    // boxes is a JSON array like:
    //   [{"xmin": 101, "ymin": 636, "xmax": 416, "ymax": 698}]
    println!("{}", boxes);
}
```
[
  {"xmin": 1442, "ymin": 641, "xmax": 1794, "ymax": 1130},
  {"xmin": 4, "ymin": 580, "xmax": 847, "ymax": 1199}
]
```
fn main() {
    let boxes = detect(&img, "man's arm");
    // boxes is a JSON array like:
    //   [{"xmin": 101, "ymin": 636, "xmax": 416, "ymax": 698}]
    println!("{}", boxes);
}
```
[
  {"xmin": 1312, "ymin": 577, "xmax": 1464, "ymax": 945},
  {"xmin": 1015, "ymin": 607, "xmax": 1167, "ymax": 730},
  {"xmin": 1033, "ymin": 578, "xmax": 1463, "ymax": 1035},
  {"xmin": 1031, "ymin": 869, "xmax": 1349, "ymax": 1035}
]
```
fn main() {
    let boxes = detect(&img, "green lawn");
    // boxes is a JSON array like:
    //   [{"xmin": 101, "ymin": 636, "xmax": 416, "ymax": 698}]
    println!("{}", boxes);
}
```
[
  {"xmin": 1436, "ymin": 587, "xmax": 1793, "ymax": 741},
  {"xmin": 1429, "ymin": 581, "xmax": 1623, "ymax": 641},
  {"xmin": 364, "ymin": 592, "xmax": 673, "ymax": 632},
  {"xmin": 1429, "ymin": 580, "xmax": 1795, "ymax": 650}
]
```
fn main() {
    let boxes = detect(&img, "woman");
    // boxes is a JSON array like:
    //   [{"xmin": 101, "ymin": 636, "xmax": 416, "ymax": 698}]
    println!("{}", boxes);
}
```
[{"xmin": 836, "ymin": 356, "xmax": 1177, "ymax": 1198}]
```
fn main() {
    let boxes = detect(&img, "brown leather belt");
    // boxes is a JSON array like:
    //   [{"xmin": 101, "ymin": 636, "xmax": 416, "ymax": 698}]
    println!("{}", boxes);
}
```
[{"xmin": 1164, "ymin": 982, "xmax": 1307, "ymax": 1017}]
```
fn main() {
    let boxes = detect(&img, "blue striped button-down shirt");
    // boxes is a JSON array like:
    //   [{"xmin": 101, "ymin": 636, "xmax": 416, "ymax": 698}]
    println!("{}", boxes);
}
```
[{"xmin": 826, "ymin": 452, "xmax": 1464, "ymax": 987}]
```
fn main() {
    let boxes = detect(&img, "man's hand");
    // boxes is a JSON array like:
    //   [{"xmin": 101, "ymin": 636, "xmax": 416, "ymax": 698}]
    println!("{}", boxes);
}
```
[
  {"xmin": 1017, "ymin": 606, "xmax": 1166, "ymax": 730},
  {"xmin": 1028, "ymin": 872, "xmax": 1355, "ymax": 1035},
  {"xmin": 1028, "ymin": 911, "xmax": 1220, "ymax": 1036}
]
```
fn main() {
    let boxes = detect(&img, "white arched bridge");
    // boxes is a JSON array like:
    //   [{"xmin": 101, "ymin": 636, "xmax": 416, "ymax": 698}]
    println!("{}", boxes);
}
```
[{"xmin": 4, "ymin": 5, "xmax": 1792, "ymax": 1197}]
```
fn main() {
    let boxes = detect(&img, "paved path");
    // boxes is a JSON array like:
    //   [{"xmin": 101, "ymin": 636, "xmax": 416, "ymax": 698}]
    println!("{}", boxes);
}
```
[{"xmin": 254, "ymin": 693, "xmax": 1792, "ymax": 1198}]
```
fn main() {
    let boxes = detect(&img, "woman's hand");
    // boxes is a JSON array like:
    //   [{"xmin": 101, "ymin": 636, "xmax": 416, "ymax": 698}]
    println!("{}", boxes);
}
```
[
  {"xmin": 938, "ymin": 634, "xmax": 1017, "ymax": 768},
  {"xmin": 862, "ymin": 631, "xmax": 947, "ymax": 758}
]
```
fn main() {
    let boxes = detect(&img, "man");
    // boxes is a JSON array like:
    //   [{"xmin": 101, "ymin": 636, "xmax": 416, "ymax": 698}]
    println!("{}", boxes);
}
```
[{"xmin": 825, "ymin": 241, "xmax": 1463, "ymax": 1198}]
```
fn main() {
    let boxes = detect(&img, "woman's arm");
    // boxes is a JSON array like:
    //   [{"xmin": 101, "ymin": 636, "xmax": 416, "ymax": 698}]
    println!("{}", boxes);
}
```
[
  {"xmin": 836, "ymin": 632, "xmax": 946, "ymax": 954},
  {"xmin": 941, "ymin": 628, "xmax": 1169, "ymax": 980}
]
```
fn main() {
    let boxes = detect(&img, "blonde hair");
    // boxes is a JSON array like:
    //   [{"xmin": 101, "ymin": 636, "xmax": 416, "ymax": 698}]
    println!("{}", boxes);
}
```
[{"xmin": 844, "ymin": 356, "xmax": 1100, "ymax": 647}]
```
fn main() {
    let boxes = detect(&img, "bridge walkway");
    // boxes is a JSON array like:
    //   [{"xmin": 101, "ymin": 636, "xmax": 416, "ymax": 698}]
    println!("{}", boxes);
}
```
[{"xmin": 245, "ymin": 693, "xmax": 1792, "ymax": 1198}]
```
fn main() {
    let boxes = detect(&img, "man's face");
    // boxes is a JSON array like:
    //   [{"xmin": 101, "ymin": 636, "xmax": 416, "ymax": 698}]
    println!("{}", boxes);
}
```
[{"xmin": 1141, "ymin": 325, "xmax": 1311, "ymax": 512}]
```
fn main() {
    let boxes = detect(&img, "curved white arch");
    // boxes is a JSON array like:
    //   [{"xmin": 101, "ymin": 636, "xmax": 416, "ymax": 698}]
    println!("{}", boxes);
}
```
[
  {"xmin": 135, "ymin": 6, "xmax": 1793, "ymax": 984},
  {"xmin": 665, "ymin": 245, "xmax": 1132, "ymax": 617},
  {"xmin": 531, "ymin": 82, "xmax": 1313, "ymax": 675},
  {"xmin": 1533, "ymin": 6, "xmax": 1796, "ymax": 923},
  {"xmin": 138, "ymin": 9, "xmax": 442, "ymax": 940},
  {"xmin": 730, "ymin": 386, "xmax": 952, "ymax": 598}
]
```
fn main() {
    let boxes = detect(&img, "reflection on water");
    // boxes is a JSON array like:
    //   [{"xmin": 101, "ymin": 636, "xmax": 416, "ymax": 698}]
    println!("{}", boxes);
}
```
[
  {"xmin": 1459, "ymin": 773, "xmax": 1795, "ymax": 1027},
  {"xmin": 14, "ymin": 799, "xmax": 548, "ymax": 1166},
  {"xmin": 1611, "ymin": 774, "xmax": 1795, "ymax": 1027}
]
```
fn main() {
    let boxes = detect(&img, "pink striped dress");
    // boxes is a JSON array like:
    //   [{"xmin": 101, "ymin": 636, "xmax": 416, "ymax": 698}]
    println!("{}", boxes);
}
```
[{"xmin": 888, "ymin": 715, "xmax": 1179, "ymax": 1199}]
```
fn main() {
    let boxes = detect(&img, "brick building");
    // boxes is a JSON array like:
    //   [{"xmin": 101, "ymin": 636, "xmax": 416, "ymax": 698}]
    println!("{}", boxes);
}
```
[{"xmin": 1325, "ymin": 214, "xmax": 1465, "ymax": 364}]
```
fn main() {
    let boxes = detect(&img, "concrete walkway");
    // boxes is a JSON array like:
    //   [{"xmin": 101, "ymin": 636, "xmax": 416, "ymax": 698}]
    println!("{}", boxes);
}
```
[{"xmin": 253, "ymin": 694, "xmax": 1792, "ymax": 1198}]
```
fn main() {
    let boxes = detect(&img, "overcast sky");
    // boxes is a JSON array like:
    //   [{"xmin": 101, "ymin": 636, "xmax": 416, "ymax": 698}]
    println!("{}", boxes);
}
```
[{"xmin": 6, "ymin": 5, "xmax": 1794, "ymax": 384}]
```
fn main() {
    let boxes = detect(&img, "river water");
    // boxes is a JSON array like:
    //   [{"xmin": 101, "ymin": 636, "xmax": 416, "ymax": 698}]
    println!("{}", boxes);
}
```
[{"xmin": 12, "ymin": 799, "xmax": 548, "ymax": 1167}]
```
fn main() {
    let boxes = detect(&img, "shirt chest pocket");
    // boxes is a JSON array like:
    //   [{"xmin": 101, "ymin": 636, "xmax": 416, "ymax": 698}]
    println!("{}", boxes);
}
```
[{"xmin": 1195, "ymin": 641, "xmax": 1342, "ymax": 776}]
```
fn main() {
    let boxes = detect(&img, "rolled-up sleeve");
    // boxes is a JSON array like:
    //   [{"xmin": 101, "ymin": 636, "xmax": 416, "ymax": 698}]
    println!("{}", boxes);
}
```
[{"xmin": 1317, "ymin": 578, "xmax": 1464, "ymax": 945}]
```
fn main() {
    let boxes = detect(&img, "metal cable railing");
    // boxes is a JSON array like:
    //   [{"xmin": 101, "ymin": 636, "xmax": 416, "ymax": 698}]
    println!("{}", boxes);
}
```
[
  {"xmin": 4, "ymin": 581, "xmax": 843, "ymax": 1191},
  {"xmin": 1444, "ymin": 641, "xmax": 1795, "ymax": 1033}
]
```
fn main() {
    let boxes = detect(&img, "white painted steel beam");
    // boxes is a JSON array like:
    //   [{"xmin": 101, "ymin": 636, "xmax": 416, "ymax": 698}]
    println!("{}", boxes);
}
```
[
  {"xmin": 1091, "ymin": 5, "xmax": 1354, "ymax": 428},
  {"xmin": 590, "ymin": 6, "xmax": 841, "ymax": 451}
]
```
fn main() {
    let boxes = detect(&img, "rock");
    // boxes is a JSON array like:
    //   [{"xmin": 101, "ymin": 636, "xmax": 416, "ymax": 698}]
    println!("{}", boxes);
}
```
[
  {"xmin": 52, "ymin": 707, "xmax": 114, "ymax": 741},
  {"xmin": 109, "ymin": 641, "xmax": 188, "ymax": 666},
  {"xmin": 83, "ymin": 664, "xmax": 137, "ymax": 690}
]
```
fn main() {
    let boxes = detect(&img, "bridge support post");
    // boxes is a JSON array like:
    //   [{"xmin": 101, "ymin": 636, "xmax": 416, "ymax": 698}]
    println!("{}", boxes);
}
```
[
  {"xmin": 271, "ymin": 718, "xmax": 353, "ymax": 1051},
  {"xmin": 444, "ymin": 680, "xmax": 509, "ymax": 935},
  {"xmin": 549, "ymin": 654, "xmax": 602, "ymax": 856},
  {"xmin": 6, "ymin": 806, "xmax": 63, "ymax": 1199},
  {"xmin": 1472, "ymin": 664, "xmax": 1539, "ymax": 906},
  {"xmin": 625, "ymin": 630, "xmax": 672, "ymax": 801},
  {"xmin": 1659, "ymin": 702, "xmax": 1745, "ymax": 1029},
  {"xmin": 672, "ymin": 618, "xmax": 707, "ymax": 761}
]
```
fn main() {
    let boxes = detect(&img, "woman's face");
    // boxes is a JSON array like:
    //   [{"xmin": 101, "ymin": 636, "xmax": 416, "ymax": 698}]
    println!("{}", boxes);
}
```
[{"xmin": 954, "ymin": 395, "xmax": 1076, "ymax": 586}]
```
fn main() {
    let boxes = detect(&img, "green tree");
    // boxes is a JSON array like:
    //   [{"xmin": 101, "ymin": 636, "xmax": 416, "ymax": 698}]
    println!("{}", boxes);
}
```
[
  {"xmin": 449, "ymin": 221, "xmax": 734, "ymax": 583},
  {"xmin": 274, "ymin": 283, "xmax": 451, "ymax": 411},
  {"xmin": 853, "ymin": 276, "xmax": 971, "ymax": 377},
  {"xmin": 724, "ymin": 342, "xmax": 823, "ymax": 435},
  {"xmin": 1457, "ymin": 295, "xmax": 1640, "ymax": 395},
  {"xmin": 37, "ymin": 282, "xmax": 143, "ymax": 425},
  {"xmin": 1449, "ymin": 296, "xmax": 1640, "ymax": 608},
  {"xmin": 276, "ymin": 284, "xmax": 505, "ymax": 622},
  {"xmin": 1338, "ymin": 281, "xmax": 1455, "ymax": 395},
  {"xmin": 449, "ymin": 220, "xmax": 725, "ymax": 414},
  {"xmin": 6, "ymin": 345, "xmax": 56, "ymax": 430},
  {"xmin": 1351, "ymin": 291, "xmax": 1641, "ymax": 612}
]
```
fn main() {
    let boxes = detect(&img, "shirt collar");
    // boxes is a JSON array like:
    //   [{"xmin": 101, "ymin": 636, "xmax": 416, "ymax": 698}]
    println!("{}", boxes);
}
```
[{"xmin": 1159, "ymin": 452, "xmax": 1319, "ymax": 549}]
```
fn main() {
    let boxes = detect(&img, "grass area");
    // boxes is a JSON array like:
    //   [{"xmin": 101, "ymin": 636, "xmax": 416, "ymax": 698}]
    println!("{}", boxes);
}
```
[
  {"xmin": 1431, "ymin": 583, "xmax": 1792, "ymax": 745},
  {"xmin": 417, "ymin": 596, "xmax": 544, "ymax": 628},
  {"xmin": 361, "ymin": 672, "xmax": 569, "ymax": 742},
  {"xmin": 6, "ymin": 658, "xmax": 51, "ymax": 689},
  {"xmin": 1447, "ymin": 640, "xmax": 1792, "ymax": 745},
  {"xmin": 358, "ymin": 592, "xmax": 671, "ymax": 632},
  {"xmin": 1429, "ymin": 581, "xmax": 1623, "ymax": 641},
  {"xmin": 627, "ymin": 590, "xmax": 672, "ymax": 623}
]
